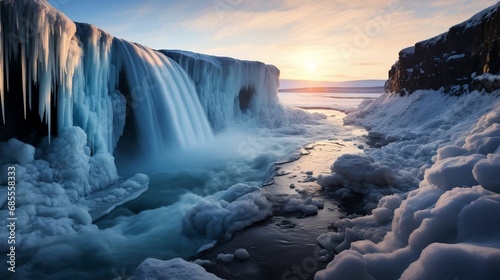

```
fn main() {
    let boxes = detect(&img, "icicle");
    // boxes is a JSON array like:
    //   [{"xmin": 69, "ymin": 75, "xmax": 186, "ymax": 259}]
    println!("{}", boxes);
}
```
[
  {"xmin": 21, "ymin": 44, "xmax": 27, "ymax": 118},
  {"xmin": 0, "ymin": 0, "xmax": 82, "ymax": 142}
]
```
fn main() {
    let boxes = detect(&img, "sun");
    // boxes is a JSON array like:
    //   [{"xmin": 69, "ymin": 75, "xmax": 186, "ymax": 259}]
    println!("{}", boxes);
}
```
[{"xmin": 307, "ymin": 62, "xmax": 317, "ymax": 73}]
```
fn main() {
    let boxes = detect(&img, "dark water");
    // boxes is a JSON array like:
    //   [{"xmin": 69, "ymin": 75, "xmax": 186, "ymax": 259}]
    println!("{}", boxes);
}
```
[{"xmin": 190, "ymin": 112, "xmax": 369, "ymax": 280}]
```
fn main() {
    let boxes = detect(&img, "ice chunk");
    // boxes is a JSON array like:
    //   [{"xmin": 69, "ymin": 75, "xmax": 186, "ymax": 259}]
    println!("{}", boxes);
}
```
[
  {"xmin": 283, "ymin": 197, "xmax": 319, "ymax": 215},
  {"xmin": 317, "ymin": 173, "xmax": 344, "ymax": 188},
  {"xmin": 464, "ymin": 123, "xmax": 500, "ymax": 154},
  {"xmin": 217, "ymin": 253, "xmax": 234, "ymax": 263},
  {"xmin": 79, "ymin": 173, "xmax": 149, "ymax": 221},
  {"xmin": 332, "ymin": 154, "xmax": 394, "ymax": 188},
  {"xmin": 234, "ymin": 248, "xmax": 250, "ymax": 261},
  {"xmin": 182, "ymin": 184, "xmax": 271, "ymax": 239},
  {"xmin": 314, "ymin": 250, "xmax": 373, "ymax": 280}
]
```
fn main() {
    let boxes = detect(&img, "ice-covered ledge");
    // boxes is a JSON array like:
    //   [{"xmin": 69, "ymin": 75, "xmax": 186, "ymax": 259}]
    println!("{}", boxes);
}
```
[{"xmin": 161, "ymin": 50, "xmax": 281, "ymax": 131}]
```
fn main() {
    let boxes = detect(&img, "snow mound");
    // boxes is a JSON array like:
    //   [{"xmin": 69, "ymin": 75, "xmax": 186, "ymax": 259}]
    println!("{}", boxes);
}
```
[
  {"xmin": 0, "ymin": 139, "xmax": 35, "ymax": 165},
  {"xmin": 424, "ymin": 154, "xmax": 485, "ymax": 189},
  {"xmin": 332, "ymin": 154, "xmax": 394, "ymax": 188},
  {"xmin": 133, "ymin": 258, "xmax": 221, "ymax": 280},
  {"xmin": 473, "ymin": 154, "xmax": 500, "ymax": 192}
]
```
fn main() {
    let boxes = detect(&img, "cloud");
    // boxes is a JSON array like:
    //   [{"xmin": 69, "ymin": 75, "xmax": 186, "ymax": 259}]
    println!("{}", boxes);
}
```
[{"xmin": 56, "ymin": 0, "xmax": 500, "ymax": 81}]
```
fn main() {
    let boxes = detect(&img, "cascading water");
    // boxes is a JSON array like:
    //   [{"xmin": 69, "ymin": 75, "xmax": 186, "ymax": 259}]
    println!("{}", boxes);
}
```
[
  {"xmin": 0, "ymin": 0, "xmax": 214, "ymax": 156},
  {"xmin": 112, "ymin": 40, "xmax": 213, "ymax": 156},
  {"xmin": 162, "ymin": 50, "xmax": 281, "ymax": 131},
  {"xmin": 0, "ymin": 1, "xmax": 294, "ymax": 279}
]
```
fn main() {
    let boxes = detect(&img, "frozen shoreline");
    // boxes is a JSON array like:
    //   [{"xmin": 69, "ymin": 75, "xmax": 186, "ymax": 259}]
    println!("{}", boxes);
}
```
[{"xmin": 187, "ymin": 109, "xmax": 370, "ymax": 280}]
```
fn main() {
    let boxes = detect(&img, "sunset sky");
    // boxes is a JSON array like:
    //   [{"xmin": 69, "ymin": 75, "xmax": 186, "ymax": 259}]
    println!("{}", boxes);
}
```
[{"xmin": 48, "ymin": 0, "xmax": 497, "ymax": 82}]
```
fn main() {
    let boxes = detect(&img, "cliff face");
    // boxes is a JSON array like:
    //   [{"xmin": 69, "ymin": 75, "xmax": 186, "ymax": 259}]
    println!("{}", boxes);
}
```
[{"xmin": 386, "ymin": 3, "xmax": 500, "ymax": 94}]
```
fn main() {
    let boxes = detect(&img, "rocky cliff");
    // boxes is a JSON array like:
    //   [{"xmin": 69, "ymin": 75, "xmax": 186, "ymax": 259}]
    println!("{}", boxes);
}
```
[{"xmin": 386, "ymin": 3, "xmax": 500, "ymax": 95}]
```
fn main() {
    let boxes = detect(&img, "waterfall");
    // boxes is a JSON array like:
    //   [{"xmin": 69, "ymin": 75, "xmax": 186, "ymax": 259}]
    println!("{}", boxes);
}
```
[{"xmin": 112, "ymin": 40, "xmax": 214, "ymax": 155}]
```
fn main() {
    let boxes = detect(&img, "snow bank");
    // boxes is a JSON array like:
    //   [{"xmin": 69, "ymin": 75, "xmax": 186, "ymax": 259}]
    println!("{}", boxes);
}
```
[
  {"xmin": 133, "ymin": 258, "xmax": 221, "ymax": 280},
  {"xmin": 340, "ymin": 90, "xmax": 500, "ymax": 206},
  {"xmin": 316, "ymin": 89, "xmax": 500, "ymax": 279}
]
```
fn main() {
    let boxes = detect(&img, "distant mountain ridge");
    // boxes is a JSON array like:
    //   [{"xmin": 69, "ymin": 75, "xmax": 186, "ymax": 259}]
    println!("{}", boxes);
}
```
[
  {"xmin": 278, "ymin": 87, "xmax": 384, "ymax": 93},
  {"xmin": 279, "ymin": 79, "xmax": 386, "ymax": 90}
]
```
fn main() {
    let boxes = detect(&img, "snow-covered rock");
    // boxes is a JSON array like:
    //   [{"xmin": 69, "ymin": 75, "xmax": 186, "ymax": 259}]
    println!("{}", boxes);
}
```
[{"xmin": 386, "ymin": 3, "xmax": 500, "ymax": 94}]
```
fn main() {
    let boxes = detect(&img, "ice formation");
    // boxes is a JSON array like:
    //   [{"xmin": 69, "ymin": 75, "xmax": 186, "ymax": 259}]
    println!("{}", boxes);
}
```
[
  {"xmin": 0, "ymin": 1, "xmax": 283, "ymax": 278},
  {"xmin": 182, "ymin": 183, "xmax": 272, "ymax": 240},
  {"xmin": 162, "ymin": 50, "xmax": 281, "ymax": 131},
  {"xmin": 0, "ymin": 1, "xmax": 297, "ymax": 279},
  {"xmin": 0, "ymin": 1, "xmax": 285, "ymax": 157},
  {"xmin": 0, "ymin": 0, "xmax": 218, "ymax": 156},
  {"xmin": 0, "ymin": 0, "xmax": 82, "ymax": 141},
  {"xmin": 0, "ymin": 127, "xmax": 149, "ymax": 252}
]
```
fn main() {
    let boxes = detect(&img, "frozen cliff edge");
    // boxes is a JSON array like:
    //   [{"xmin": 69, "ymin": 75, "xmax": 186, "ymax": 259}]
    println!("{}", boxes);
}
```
[
  {"xmin": 386, "ymin": 2, "xmax": 500, "ymax": 95},
  {"xmin": 316, "ymin": 3, "xmax": 500, "ymax": 280},
  {"xmin": 162, "ymin": 50, "xmax": 281, "ymax": 132},
  {"xmin": 0, "ymin": 0, "xmax": 282, "ymax": 258},
  {"xmin": 0, "ymin": 1, "xmax": 282, "ymax": 153}
]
